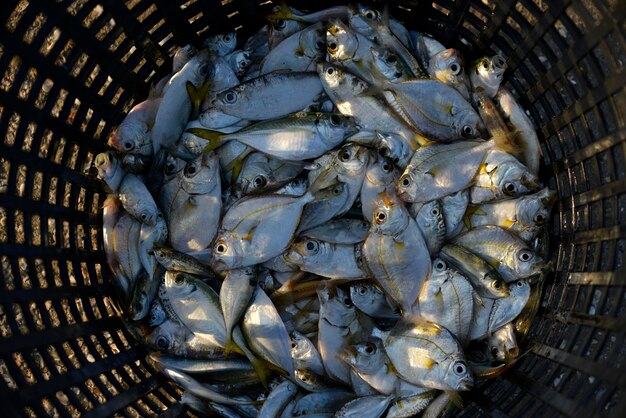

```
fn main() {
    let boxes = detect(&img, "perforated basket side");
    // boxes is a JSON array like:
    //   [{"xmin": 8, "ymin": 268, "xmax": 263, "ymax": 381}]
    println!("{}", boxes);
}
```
[{"xmin": 0, "ymin": 1, "xmax": 625, "ymax": 417}]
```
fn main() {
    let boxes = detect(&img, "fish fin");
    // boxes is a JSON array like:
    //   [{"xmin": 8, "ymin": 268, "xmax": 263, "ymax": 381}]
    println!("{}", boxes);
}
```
[
  {"xmin": 242, "ymin": 224, "xmax": 258, "ymax": 242},
  {"xmin": 148, "ymin": 83, "xmax": 159, "ymax": 99},
  {"xmin": 223, "ymin": 338, "xmax": 241, "ymax": 357},
  {"xmin": 446, "ymin": 390, "xmax": 464, "ymax": 409},
  {"xmin": 471, "ymin": 290, "xmax": 485, "ymax": 309},
  {"xmin": 186, "ymin": 128, "xmax": 225, "ymax": 152},
  {"xmin": 186, "ymin": 80, "xmax": 210, "ymax": 119},
  {"xmin": 463, "ymin": 205, "xmax": 486, "ymax": 229},
  {"xmin": 414, "ymin": 352, "xmax": 437, "ymax": 369}
]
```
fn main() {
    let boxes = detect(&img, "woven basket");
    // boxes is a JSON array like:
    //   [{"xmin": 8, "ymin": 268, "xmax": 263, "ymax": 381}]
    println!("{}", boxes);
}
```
[{"xmin": 0, "ymin": 0, "xmax": 624, "ymax": 417}]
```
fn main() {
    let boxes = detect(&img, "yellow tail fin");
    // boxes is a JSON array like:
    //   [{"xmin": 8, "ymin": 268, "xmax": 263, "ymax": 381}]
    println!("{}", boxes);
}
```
[
  {"xmin": 186, "ymin": 127, "xmax": 224, "ymax": 152},
  {"xmin": 186, "ymin": 81, "xmax": 210, "ymax": 119}
]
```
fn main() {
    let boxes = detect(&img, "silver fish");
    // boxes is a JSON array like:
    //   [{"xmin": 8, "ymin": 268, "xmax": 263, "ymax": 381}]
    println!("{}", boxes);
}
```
[
  {"xmin": 291, "ymin": 331, "xmax": 325, "ymax": 376},
  {"xmin": 361, "ymin": 154, "xmax": 399, "ymax": 221},
  {"xmin": 488, "ymin": 322, "xmax": 519, "ymax": 362},
  {"xmin": 293, "ymin": 391, "xmax": 355, "ymax": 416},
  {"xmin": 326, "ymin": 19, "xmax": 380, "ymax": 83},
  {"xmin": 412, "ymin": 200, "xmax": 446, "ymax": 256},
  {"xmin": 152, "ymin": 247, "xmax": 214, "ymax": 277},
  {"xmin": 162, "ymin": 368, "xmax": 259, "ymax": 405},
  {"xmin": 225, "ymin": 49, "xmax": 253, "ymax": 77},
  {"xmin": 258, "ymin": 380, "xmax": 298, "ymax": 418},
  {"xmin": 236, "ymin": 153, "xmax": 305, "ymax": 196},
  {"xmin": 335, "ymin": 395, "xmax": 394, "ymax": 418},
  {"xmin": 343, "ymin": 338, "xmax": 397, "ymax": 395},
  {"xmin": 221, "ymin": 267, "xmax": 257, "ymax": 353},
  {"xmin": 470, "ymin": 55, "xmax": 507, "ymax": 99},
  {"xmin": 118, "ymin": 173, "xmax": 159, "ymax": 225},
  {"xmin": 285, "ymin": 238, "xmax": 367, "ymax": 280},
  {"xmin": 150, "ymin": 353, "xmax": 253, "ymax": 374},
  {"xmin": 441, "ymin": 190, "xmax": 470, "ymax": 240},
  {"xmin": 268, "ymin": 17, "xmax": 306, "ymax": 49},
  {"xmin": 261, "ymin": 22, "xmax": 326, "ymax": 74},
  {"xmin": 387, "ymin": 392, "xmax": 436, "ymax": 418},
  {"xmin": 300, "ymin": 219, "xmax": 369, "ymax": 244},
  {"xmin": 205, "ymin": 32, "xmax": 237, "ymax": 56},
  {"xmin": 427, "ymin": 48, "xmax": 470, "ymax": 99},
  {"xmin": 350, "ymin": 282, "xmax": 399, "ymax": 319},
  {"xmin": 109, "ymin": 98, "xmax": 161, "ymax": 155}
]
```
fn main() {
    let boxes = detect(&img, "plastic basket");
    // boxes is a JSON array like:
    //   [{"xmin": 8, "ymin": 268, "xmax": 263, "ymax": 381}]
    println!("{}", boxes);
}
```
[{"xmin": 0, "ymin": 0, "xmax": 624, "ymax": 417}]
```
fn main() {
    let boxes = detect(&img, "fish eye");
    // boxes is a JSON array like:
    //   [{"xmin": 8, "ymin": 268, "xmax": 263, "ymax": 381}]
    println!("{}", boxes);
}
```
[
  {"xmin": 305, "ymin": 240, "xmax": 319, "ymax": 254},
  {"xmin": 534, "ymin": 213, "xmax": 546, "ymax": 224},
  {"xmin": 140, "ymin": 213, "xmax": 148, "ymax": 221},
  {"xmin": 493, "ymin": 280, "xmax": 503, "ymax": 290},
  {"xmin": 174, "ymin": 273, "xmax": 185, "ymax": 285},
  {"xmin": 156, "ymin": 336, "xmax": 169, "ymax": 350},
  {"xmin": 517, "ymin": 280, "xmax": 524, "ymax": 287},
  {"xmin": 328, "ymin": 42, "xmax": 338, "ymax": 53},
  {"xmin": 357, "ymin": 285, "xmax": 367, "ymax": 295},
  {"xmin": 491, "ymin": 347, "xmax": 499, "ymax": 357},
  {"xmin": 385, "ymin": 54, "xmax": 397, "ymax": 64},
  {"xmin": 493, "ymin": 55, "xmax": 506, "ymax": 69},
  {"xmin": 481, "ymin": 59, "xmax": 490, "ymax": 70},
  {"xmin": 329, "ymin": 114, "xmax": 341, "ymax": 126},
  {"xmin": 291, "ymin": 342, "xmax": 297, "ymax": 349},
  {"xmin": 518, "ymin": 249, "xmax": 532, "ymax": 262},
  {"xmin": 382, "ymin": 162, "xmax": 391, "ymax": 172},
  {"xmin": 315, "ymin": 40, "xmax": 325, "ymax": 50},
  {"xmin": 124, "ymin": 141, "xmax": 133, "ymax": 150},
  {"xmin": 503, "ymin": 182, "xmax": 517, "ymax": 195},
  {"xmin": 184, "ymin": 162, "xmax": 198, "ymax": 176},
  {"xmin": 326, "ymin": 67, "xmax": 335, "ymax": 76},
  {"xmin": 133, "ymin": 301, "xmax": 144, "ymax": 312},
  {"xmin": 450, "ymin": 63, "xmax": 461, "ymax": 75},
  {"xmin": 223, "ymin": 91, "xmax": 237, "ymax": 104},
  {"xmin": 333, "ymin": 186, "xmax": 342, "ymax": 195},
  {"xmin": 361, "ymin": 221, "xmax": 368, "ymax": 228},
  {"xmin": 461, "ymin": 125, "xmax": 474, "ymax": 137},
  {"xmin": 215, "ymin": 241, "xmax": 228, "ymax": 254},
  {"xmin": 453, "ymin": 361, "xmax": 467, "ymax": 375},
  {"xmin": 365, "ymin": 10, "xmax": 376, "ymax": 19},
  {"xmin": 239, "ymin": 60, "xmax": 248, "ymax": 68},
  {"xmin": 431, "ymin": 207, "xmax": 440, "ymax": 216},
  {"xmin": 365, "ymin": 342, "xmax": 376, "ymax": 354},
  {"xmin": 340, "ymin": 150, "xmax": 351, "ymax": 162},
  {"xmin": 273, "ymin": 19, "xmax": 286, "ymax": 29},
  {"xmin": 400, "ymin": 175, "xmax": 411, "ymax": 188},
  {"xmin": 223, "ymin": 34, "xmax": 231, "ymax": 42},
  {"xmin": 343, "ymin": 297, "xmax": 353, "ymax": 307},
  {"xmin": 435, "ymin": 260, "xmax": 446, "ymax": 271},
  {"xmin": 165, "ymin": 162, "xmax": 176, "ymax": 174},
  {"xmin": 253, "ymin": 175, "xmax": 267, "ymax": 189},
  {"xmin": 375, "ymin": 211, "xmax": 386, "ymax": 224}
]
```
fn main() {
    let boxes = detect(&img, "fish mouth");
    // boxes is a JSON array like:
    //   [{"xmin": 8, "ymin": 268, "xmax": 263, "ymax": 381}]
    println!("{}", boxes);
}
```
[{"xmin": 211, "ymin": 259, "xmax": 229, "ymax": 272}]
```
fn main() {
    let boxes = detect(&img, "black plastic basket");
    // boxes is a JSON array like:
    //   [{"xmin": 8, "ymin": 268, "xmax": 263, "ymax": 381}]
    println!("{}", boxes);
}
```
[{"xmin": 0, "ymin": 0, "xmax": 624, "ymax": 417}]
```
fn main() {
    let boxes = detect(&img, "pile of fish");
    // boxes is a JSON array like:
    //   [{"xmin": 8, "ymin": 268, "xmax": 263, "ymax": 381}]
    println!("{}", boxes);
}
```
[{"xmin": 97, "ymin": 3, "xmax": 556, "ymax": 417}]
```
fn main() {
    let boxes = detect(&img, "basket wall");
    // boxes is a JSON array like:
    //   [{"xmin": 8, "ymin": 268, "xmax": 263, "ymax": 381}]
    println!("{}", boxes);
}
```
[{"xmin": 0, "ymin": 0, "xmax": 624, "ymax": 417}]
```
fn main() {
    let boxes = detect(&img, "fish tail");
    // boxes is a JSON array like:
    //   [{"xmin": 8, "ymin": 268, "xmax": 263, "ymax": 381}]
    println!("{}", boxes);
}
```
[
  {"xmin": 250, "ymin": 358, "xmax": 271, "ymax": 389},
  {"xmin": 267, "ymin": 0, "xmax": 297, "ymax": 21},
  {"xmin": 223, "ymin": 338, "xmax": 241, "ymax": 357},
  {"xmin": 186, "ymin": 128, "xmax": 225, "ymax": 152},
  {"xmin": 186, "ymin": 80, "xmax": 211, "ymax": 119}
]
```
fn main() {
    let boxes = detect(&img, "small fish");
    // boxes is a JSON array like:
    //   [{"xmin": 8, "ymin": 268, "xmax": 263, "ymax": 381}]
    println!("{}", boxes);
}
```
[
  {"xmin": 118, "ymin": 173, "xmax": 159, "ymax": 225},
  {"xmin": 221, "ymin": 267, "xmax": 258, "ymax": 353},
  {"xmin": 148, "ymin": 299, "xmax": 167, "ymax": 327},
  {"xmin": 397, "ymin": 140, "xmax": 495, "ymax": 203},
  {"xmin": 268, "ymin": 17, "xmax": 306, "ymax": 49},
  {"xmin": 236, "ymin": 152, "xmax": 306, "ymax": 196},
  {"xmin": 488, "ymin": 322, "xmax": 519, "ymax": 362},
  {"xmin": 152, "ymin": 247, "xmax": 215, "ymax": 277},
  {"xmin": 205, "ymin": 32, "xmax": 237, "ymax": 56},
  {"xmin": 150, "ymin": 353, "xmax": 254, "ymax": 374},
  {"xmin": 258, "ymin": 380, "xmax": 298, "ymax": 418},
  {"xmin": 300, "ymin": 219, "xmax": 369, "ymax": 245},
  {"xmin": 374, "ymin": 132, "xmax": 413, "ymax": 170},
  {"xmin": 427, "ymin": 48, "xmax": 470, "ymax": 99},
  {"xmin": 293, "ymin": 391, "xmax": 355, "ymax": 416},
  {"xmin": 439, "ymin": 244, "xmax": 510, "ymax": 299},
  {"xmin": 387, "ymin": 391, "xmax": 436, "ymax": 418},
  {"xmin": 285, "ymin": 238, "xmax": 367, "ymax": 279},
  {"xmin": 370, "ymin": 46, "xmax": 413, "ymax": 82},
  {"xmin": 335, "ymin": 395, "xmax": 394, "ymax": 418},
  {"xmin": 243, "ymin": 288, "xmax": 295, "ymax": 377},
  {"xmin": 452, "ymin": 226, "xmax": 546, "ymax": 282},
  {"xmin": 363, "ymin": 193, "xmax": 431, "ymax": 314},
  {"xmin": 383, "ymin": 316, "xmax": 473, "ymax": 391},
  {"xmin": 412, "ymin": 200, "xmax": 446, "ymax": 256},
  {"xmin": 108, "ymin": 98, "xmax": 161, "ymax": 155},
  {"xmin": 225, "ymin": 49, "xmax": 253, "ymax": 77},
  {"xmin": 361, "ymin": 154, "xmax": 399, "ymax": 221},
  {"xmin": 326, "ymin": 19, "xmax": 380, "ymax": 83},
  {"xmin": 441, "ymin": 190, "xmax": 470, "ymax": 240},
  {"xmin": 294, "ymin": 369, "xmax": 336, "ymax": 392},
  {"xmin": 342, "ymin": 338, "xmax": 397, "ymax": 395},
  {"xmin": 421, "ymin": 391, "xmax": 454, "ymax": 418}
]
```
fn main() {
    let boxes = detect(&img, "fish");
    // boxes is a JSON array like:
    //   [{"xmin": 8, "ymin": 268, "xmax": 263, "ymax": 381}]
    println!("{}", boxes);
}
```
[
  {"xmin": 109, "ymin": 98, "xmax": 161, "ymax": 155},
  {"xmin": 268, "ymin": 3, "xmax": 352, "ymax": 24},
  {"xmin": 285, "ymin": 238, "xmax": 368, "ymax": 280},
  {"xmin": 382, "ymin": 79, "xmax": 485, "ymax": 142},
  {"xmin": 293, "ymin": 391, "xmax": 355, "ymax": 416},
  {"xmin": 488, "ymin": 322, "xmax": 519, "ymax": 362},
  {"xmin": 412, "ymin": 200, "xmax": 446, "ymax": 256},
  {"xmin": 191, "ymin": 112, "xmax": 357, "ymax": 160},
  {"xmin": 349, "ymin": 282, "xmax": 399, "ymax": 319},
  {"xmin": 150, "ymin": 354, "xmax": 254, "ymax": 374},
  {"xmin": 268, "ymin": 17, "xmax": 307, "ymax": 49},
  {"xmin": 317, "ymin": 63, "xmax": 427, "ymax": 149},
  {"xmin": 261, "ymin": 22, "xmax": 326, "ymax": 74},
  {"xmin": 350, "ymin": 5, "xmax": 412, "ymax": 49},
  {"xmin": 452, "ymin": 226, "xmax": 546, "ymax": 282},
  {"xmin": 421, "ymin": 391, "xmax": 454, "ymax": 418},
  {"xmin": 439, "ymin": 244, "xmax": 510, "ymax": 299},
  {"xmin": 148, "ymin": 299, "xmax": 167, "ymax": 327},
  {"xmin": 148, "ymin": 319, "xmax": 224, "ymax": 359},
  {"xmin": 383, "ymin": 316, "xmax": 473, "ymax": 390},
  {"xmin": 103, "ymin": 195, "xmax": 128, "ymax": 298},
  {"xmin": 225, "ymin": 49, "xmax": 253, "ymax": 77},
  {"xmin": 363, "ymin": 193, "xmax": 431, "ymax": 314},
  {"xmin": 495, "ymin": 87, "xmax": 541, "ymax": 175},
  {"xmin": 386, "ymin": 391, "xmax": 436, "ymax": 418},
  {"xmin": 118, "ymin": 173, "xmax": 159, "ymax": 225},
  {"xmin": 342, "ymin": 338, "xmax": 398, "ymax": 395},
  {"xmin": 418, "ymin": 258, "xmax": 474, "ymax": 344},
  {"xmin": 151, "ymin": 51, "xmax": 210, "ymax": 153},
  {"xmin": 464, "ymin": 187, "xmax": 556, "ymax": 242},
  {"xmin": 205, "ymin": 32, "xmax": 237, "ymax": 56},
  {"xmin": 470, "ymin": 55, "xmax": 507, "ymax": 99},
  {"xmin": 242, "ymin": 287, "xmax": 295, "ymax": 377},
  {"xmin": 441, "ymin": 190, "xmax": 470, "ymax": 240},
  {"xmin": 111, "ymin": 212, "xmax": 144, "ymax": 284},
  {"xmin": 397, "ymin": 139, "xmax": 495, "ymax": 203},
  {"xmin": 325, "ymin": 19, "xmax": 381, "ymax": 83},
  {"xmin": 221, "ymin": 267, "xmax": 258, "ymax": 354},
  {"xmin": 236, "ymin": 152, "xmax": 306, "ymax": 196},
  {"xmin": 295, "ymin": 369, "xmax": 337, "ymax": 392},
  {"xmin": 317, "ymin": 283, "xmax": 363, "ymax": 384},
  {"xmin": 374, "ymin": 132, "xmax": 413, "ymax": 170},
  {"xmin": 210, "ymin": 71, "xmax": 324, "ymax": 120},
  {"xmin": 152, "ymin": 247, "xmax": 215, "ymax": 277}
]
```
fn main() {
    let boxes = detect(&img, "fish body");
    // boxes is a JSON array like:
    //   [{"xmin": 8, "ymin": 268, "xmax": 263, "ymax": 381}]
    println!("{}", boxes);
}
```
[
  {"xmin": 343, "ymin": 338, "xmax": 397, "ymax": 395},
  {"xmin": 412, "ymin": 200, "xmax": 446, "ymax": 256},
  {"xmin": 221, "ymin": 267, "xmax": 257, "ymax": 351},
  {"xmin": 361, "ymin": 154, "xmax": 399, "ymax": 221},
  {"xmin": 119, "ymin": 174, "xmax": 159, "ymax": 225},
  {"xmin": 109, "ymin": 98, "xmax": 161, "ymax": 155},
  {"xmin": 291, "ymin": 331, "xmax": 325, "ymax": 376},
  {"xmin": 335, "ymin": 395, "xmax": 394, "ymax": 418},
  {"xmin": 470, "ymin": 55, "xmax": 507, "ymax": 99},
  {"xmin": 286, "ymin": 239, "xmax": 367, "ymax": 279},
  {"xmin": 261, "ymin": 22, "xmax": 326, "ymax": 74},
  {"xmin": 441, "ymin": 190, "xmax": 470, "ymax": 240},
  {"xmin": 258, "ymin": 380, "xmax": 298, "ymax": 418}
]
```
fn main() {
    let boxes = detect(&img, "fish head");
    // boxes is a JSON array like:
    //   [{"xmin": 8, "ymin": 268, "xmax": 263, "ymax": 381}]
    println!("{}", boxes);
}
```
[
  {"xmin": 285, "ymin": 238, "xmax": 322, "ymax": 266},
  {"xmin": 300, "ymin": 22, "xmax": 326, "ymax": 60},
  {"xmin": 415, "ymin": 200, "xmax": 444, "ymax": 231},
  {"xmin": 181, "ymin": 152, "xmax": 219, "ymax": 194},
  {"xmin": 376, "ymin": 132, "xmax": 411, "ymax": 167},
  {"xmin": 316, "ymin": 114, "xmax": 358, "ymax": 145},
  {"xmin": 397, "ymin": 170, "xmax": 424, "ymax": 203},
  {"xmin": 148, "ymin": 300, "xmax": 167, "ymax": 327},
  {"xmin": 350, "ymin": 282, "xmax": 384, "ymax": 307},
  {"xmin": 134, "ymin": 201, "xmax": 157, "ymax": 225},
  {"xmin": 229, "ymin": 49, "xmax": 253, "ymax": 77},
  {"xmin": 326, "ymin": 19, "xmax": 357, "ymax": 62},
  {"xmin": 455, "ymin": 107, "xmax": 484, "ymax": 140},
  {"xmin": 94, "ymin": 151, "xmax": 121, "ymax": 183},
  {"xmin": 269, "ymin": 18, "xmax": 304, "ymax": 48},
  {"xmin": 475, "ymin": 55, "xmax": 507, "ymax": 91},
  {"xmin": 489, "ymin": 154, "xmax": 539, "ymax": 198},
  {"xmin": 489, "ymin": 324, "xmax": 519, "ymax": 361},
  {"xmin": 430, "ymin": 48, "xmax": 464, "ymax": 82},
  {"xmin": 172, "ymin": 44, "xmax": 197, "ymax": 72},
  {"xmin": 443, "ymin": 357, "xmax": 473, "ymax": 391},
  {"xmin": 163, "ymin": 153, "xmax": 186, "ymax": 181},
  {"xmin": 508, "ymin": 245, "xmax": 546, "ymax": 280},
  {"xmin": 518, "ymin": 194, "xmax": 551, "ymax": 230},
  {"xmin": 150, "ymin": 320, "xmax": 187, "ymax": 353},
  {"xmin": 366, "ymin": 154, "xmax": 397, "ymax": 186},
  {"xmin": 290, "ymin": 331, "xmax": 313, "ymax": 358},
  {"xmin": 372, "ymin": 192, "xmax": 410, "ymax": 234},
  {"xmin": 350, "ymin": 338, "xmax": 386, "ymax": 373},
  {"xmin": 317, "ymin": 62, "xmax": 345, "ymax": 90},
  {"xmin": 371, "ymin": 47, "xmax": 405, "ymax": 82},
  {"xmin": 109, "ymin": 121, "xmax": 149, "ymax": 154},
  {"xmin": 318, "ymin": 282, "xmax": 356, "ymax": 326},
  {"xmin": 348, "ymin": 4, "xmax": 381, "ymax": 40},
  {"xmin": 334, "ymin": 143, "xmax": 369, "ymax": 176},
  {"xmin": 211, "ymin": 232, "xmax": 244, "ymax": 271},
  {"xmin": 164, "ymin": 271, "xmax": 196, "ymax": 298},
  {"xmin": 205, "ymin": 32, "xmax": 237, "ymax": 56},
  {"xmin": 213, "ymin": 85, "xmax": 244, "ymax": 112}
]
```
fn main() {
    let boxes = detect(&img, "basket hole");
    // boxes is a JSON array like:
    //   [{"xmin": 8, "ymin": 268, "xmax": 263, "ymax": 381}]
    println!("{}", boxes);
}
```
[
  {"xmin": 5, "ymin": 0, "xmax": 29, "ymax": 33},
  {"xmin": 84, "ymin": 378, "xmax": 107, "ymax": 405},
  {"xmin": 1, "ymin": 56, "xmax": 21, "ymax": 93},
  {"xmin": 50, "ymin": 88, "xmax": 69, "ymax": 118},
  {"xmin": 76, "ymin": 224, "xmax": 86, "ymax": 250},
  {"xmin": 61, "ymin": 342, "xmax": 80, "ymax": 369},
  {"xmin": 82, "ymin": 4, "xmax": 104, "ymax": 29},
  {"xmin": 0, "ymin": 303, "xmax": 12, "ymax": 337},
  {"xmin": 70, "ymin": 53, "xmax": 89, "ymax": 78},
  {"xmin": 39, "ymin": 28, "xmax": 61, "ymax": 57},
  {"xmin": 13, "ymin": 351, "xmax": 35, "ymax": 384},
  {"xmin": 53, "ymin": 39, "xmax": 75, "ymax": 68},
  {"xmin": 0, "ymin": 158, "xmax": 10, "ymax": 193},
  {"xmin": 4, "ymin": 112, "xmax": 21, "ymax": 146},
  {"xmin": 95, "ymin": 17, "xmax": 116, "ymax": 41},
  {"xmin": 60, "ymin": 299, "xmax": 76, "ymax": 325},
  {"xmin": 18, "ymin": 257, "xmax": 32, "ymax": 289},
  {"xmin": 18, "ymin": 67, "xmax": 38, "ymax": 101}
]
